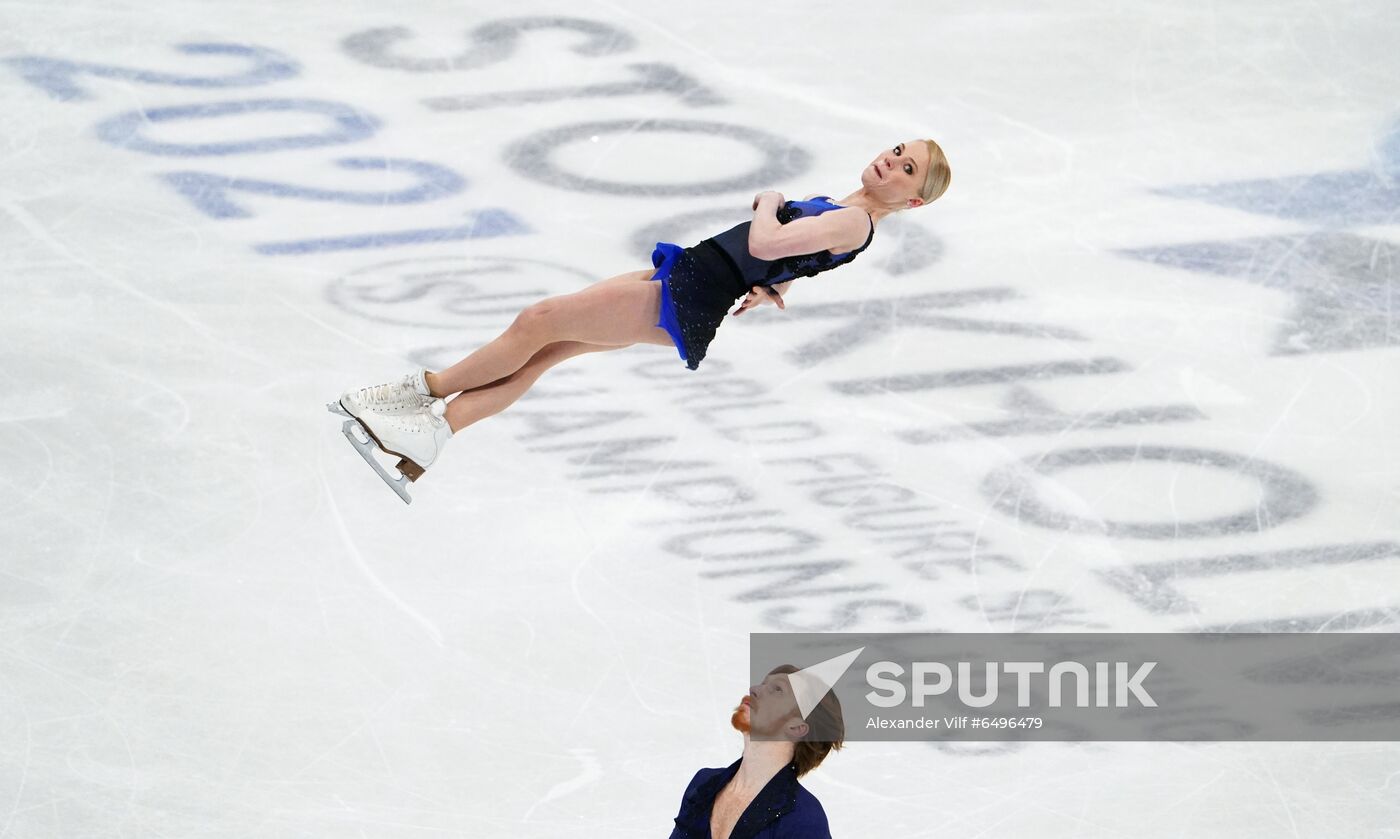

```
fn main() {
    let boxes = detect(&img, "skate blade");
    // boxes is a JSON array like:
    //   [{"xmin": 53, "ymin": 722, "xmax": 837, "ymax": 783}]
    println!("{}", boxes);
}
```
[
  {"xmin": 326, "ymin": 399, "xmax": 352, "ymax": 418},
  {"xmin": 340, "ymin": 420, "xmax": 413, "ymax": 505}
]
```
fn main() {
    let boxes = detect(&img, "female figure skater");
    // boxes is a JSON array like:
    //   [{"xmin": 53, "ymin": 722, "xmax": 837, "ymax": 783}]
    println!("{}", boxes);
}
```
[{"xmin": 330, "ymin": 138, "xmax": 952, "ymax": 502}]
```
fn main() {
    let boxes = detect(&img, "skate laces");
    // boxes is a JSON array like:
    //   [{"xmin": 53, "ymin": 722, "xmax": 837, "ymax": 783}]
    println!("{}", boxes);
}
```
[
  {"xmin": 354, "ymin": 376, "xmax": 423, "ymax": 408},
  {"xmin": 358, "ymin": 382, "xmax": 402, "ymax": 405},
  {"xmin": 390, "ymin": 400, "xmax": 445, "ymax": 432}
]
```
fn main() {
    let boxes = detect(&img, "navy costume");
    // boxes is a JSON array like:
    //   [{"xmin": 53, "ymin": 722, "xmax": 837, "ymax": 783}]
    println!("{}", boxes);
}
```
[
  {"xmin": 668, "ymin": 758, "xmax": 831, "ymax": 839},
  {"xmin": 650, "ymin": 196, "xmax": 875, "ymax": 370}
]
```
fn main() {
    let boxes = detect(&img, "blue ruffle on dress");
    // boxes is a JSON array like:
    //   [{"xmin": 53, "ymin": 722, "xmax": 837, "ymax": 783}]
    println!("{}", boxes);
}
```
[{"xmin": 650, "ymin": 242, "xmax": 689, "ymax": 363}]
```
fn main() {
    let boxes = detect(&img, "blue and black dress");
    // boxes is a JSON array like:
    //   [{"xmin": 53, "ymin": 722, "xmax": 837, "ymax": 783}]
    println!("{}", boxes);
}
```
[{"xmin": 649, "ymin": 196, "xmax": 874, "ymax": 370}]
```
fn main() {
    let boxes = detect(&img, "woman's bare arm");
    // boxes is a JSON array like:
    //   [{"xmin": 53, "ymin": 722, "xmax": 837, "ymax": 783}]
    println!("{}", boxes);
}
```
[{"xmin": 748, "ymin": 196, "xmax": 866, "ymax": 260}]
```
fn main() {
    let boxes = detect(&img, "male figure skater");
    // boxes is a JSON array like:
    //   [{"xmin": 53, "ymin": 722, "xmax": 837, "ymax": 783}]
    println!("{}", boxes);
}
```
[{"xmin": 668, "ymin": 665, "xmax": 845, "ymax": 838}]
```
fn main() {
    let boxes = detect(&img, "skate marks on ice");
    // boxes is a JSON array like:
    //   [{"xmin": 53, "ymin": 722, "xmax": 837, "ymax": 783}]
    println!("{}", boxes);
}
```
[
  {"xmin": 317, "ymin": 470, "xmax": 446, "ymax": 647},
  {"xmin": 521, "ymin": 748, "xmax": 602, "ymax": 821},
  {"xmin": 1130, "ymin": 118, "xmax": 1400, "ymax": 357}
]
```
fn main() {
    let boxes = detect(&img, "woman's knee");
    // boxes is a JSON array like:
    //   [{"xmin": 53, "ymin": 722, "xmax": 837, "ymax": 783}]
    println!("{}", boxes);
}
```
[{"xmin": 511, "ymin": 298, "xmax": 560, "ymax": 338}]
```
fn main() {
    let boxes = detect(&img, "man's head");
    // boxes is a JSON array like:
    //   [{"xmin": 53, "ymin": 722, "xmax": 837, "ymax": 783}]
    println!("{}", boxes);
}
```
[{"xmin": 731, "ymin": 664, "xmax": 846, "ymax": 777}]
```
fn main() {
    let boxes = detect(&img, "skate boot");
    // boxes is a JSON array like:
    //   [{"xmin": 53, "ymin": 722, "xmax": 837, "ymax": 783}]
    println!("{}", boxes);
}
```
[
  {"xmin": 327, "ymin": 369, "xmax": 434, "ymax": 419},
  {"xmin": 339, "ymin": 397, "xmax": 452, "ymax": 504}
]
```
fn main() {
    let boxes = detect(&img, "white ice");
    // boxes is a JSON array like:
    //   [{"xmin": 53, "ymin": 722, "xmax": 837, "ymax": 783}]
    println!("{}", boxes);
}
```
[{"xmin": 1, "ymin": 1, "xmax": 1398, "ymax": 836}]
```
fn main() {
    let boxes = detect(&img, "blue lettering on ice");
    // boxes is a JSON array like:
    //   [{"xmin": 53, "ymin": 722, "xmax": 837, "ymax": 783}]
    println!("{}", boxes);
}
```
[
  {"xmin": 95, "ymin": 99, "xmax": 378, "ymax": 156},
  {"xmin": 1151, "ymin": 170, "xmax": 1400, "ymax": 227},
  {"xmin": 2, "ymin": 43, "xmax": 298, "ymax": 102},
  {"xmin": 1148, "ymin": 116, "xmax": 1400, "ymax": 227},
  {"xmin": 1118, "ymin": 114, "xmax": 1400, "ymax": 355},
  {"xmin": 255, "ymin": 210, "xmax": 531, "ymax": 255},
  {"xmin": 340, "ymin": 18, "xmax": 637, "ymax": 73},
  {"xmin": 162, "ymin": 158, "xmax": 467, "ymax": 219}
]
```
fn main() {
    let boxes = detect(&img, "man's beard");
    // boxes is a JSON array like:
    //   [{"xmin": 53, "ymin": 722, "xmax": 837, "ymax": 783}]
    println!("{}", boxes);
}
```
[{"xmin": 730, "ymin": 702, "xmax": 750, "ymax": 733}]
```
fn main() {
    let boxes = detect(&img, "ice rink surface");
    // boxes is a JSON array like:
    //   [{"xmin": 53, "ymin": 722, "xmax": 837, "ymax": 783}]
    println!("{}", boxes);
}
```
[{"xmin": 2, "ymin": 0, "xmax": 1399, "ymax": 835}]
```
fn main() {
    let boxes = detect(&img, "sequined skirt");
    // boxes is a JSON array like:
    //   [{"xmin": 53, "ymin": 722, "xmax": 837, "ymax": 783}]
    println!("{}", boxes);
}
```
[{"xmin": 650, "ymin": 239, "xmax": 748, "ymax": 371}]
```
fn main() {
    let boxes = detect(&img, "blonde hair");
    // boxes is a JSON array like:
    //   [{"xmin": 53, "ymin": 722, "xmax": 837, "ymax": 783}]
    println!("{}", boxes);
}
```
[{"xmin": 917, "ymin": 138, "xmax": 952, "ymax": 205}]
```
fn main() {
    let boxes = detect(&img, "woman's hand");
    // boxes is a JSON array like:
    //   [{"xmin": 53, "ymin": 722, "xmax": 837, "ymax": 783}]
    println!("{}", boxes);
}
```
[
  {"xmin": 752, "ymin": 190, "xmax": 785, "ymax": 210},
  {"xmin": 732, "ymin": 285, "xmax": 785, "ymax": 316}
]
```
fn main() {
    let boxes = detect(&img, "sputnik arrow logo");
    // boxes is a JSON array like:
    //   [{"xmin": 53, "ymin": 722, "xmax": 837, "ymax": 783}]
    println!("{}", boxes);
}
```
[{"xmin": 787, "ymin": 647, "xmax": 865, "ymax": 718}]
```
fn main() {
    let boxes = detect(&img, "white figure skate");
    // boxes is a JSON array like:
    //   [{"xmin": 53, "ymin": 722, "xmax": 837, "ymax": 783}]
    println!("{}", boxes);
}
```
[
  {"xmin": 338, "ymin": 399, "xmax": 451, "ymax": 504},
  {"xmin": 327, "ymin": 369, "xmax": 434, "ymax": 418},
  {"xmin": 329, "ymin": 370, "xmax": 450, "ymax": 504}
]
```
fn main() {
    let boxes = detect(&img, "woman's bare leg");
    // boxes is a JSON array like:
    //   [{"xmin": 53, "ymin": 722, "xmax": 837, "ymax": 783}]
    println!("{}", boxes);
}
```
[
  {"xmin": 425, "ymin": 268, "xmax": 676, "ymax": 396},
  {"xmin": 442, "ymin": 340, "xmax": 623, "ymax": 432}
]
